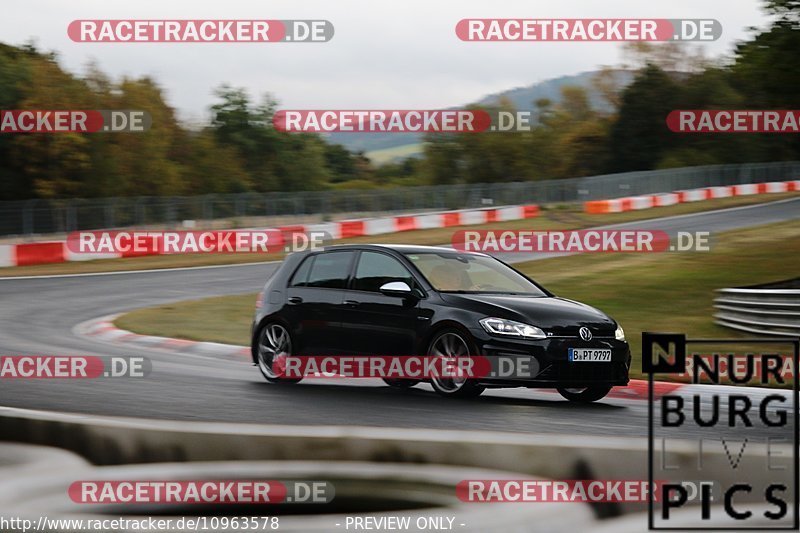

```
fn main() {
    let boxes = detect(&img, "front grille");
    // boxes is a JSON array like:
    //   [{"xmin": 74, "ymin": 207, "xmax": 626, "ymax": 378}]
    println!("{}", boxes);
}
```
[
  {"xmin": 538, "ymin": 361, "xmax": 627, "ymax": 383},
  {"xmin": 546, "ymin": 326, "xmax": 615, "ymax": 338}
]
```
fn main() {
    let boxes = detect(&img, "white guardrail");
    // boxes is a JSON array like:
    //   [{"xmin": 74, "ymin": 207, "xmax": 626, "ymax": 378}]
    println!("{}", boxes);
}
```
[{"xmin": 714, "ymin": 284, "xmax": 800, "ymax": 337}]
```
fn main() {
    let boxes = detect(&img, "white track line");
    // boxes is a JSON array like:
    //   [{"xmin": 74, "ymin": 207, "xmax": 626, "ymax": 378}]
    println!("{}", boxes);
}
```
[{"xmin": 0, "ymin": 259, "xmax": 278, "ymax": 281}]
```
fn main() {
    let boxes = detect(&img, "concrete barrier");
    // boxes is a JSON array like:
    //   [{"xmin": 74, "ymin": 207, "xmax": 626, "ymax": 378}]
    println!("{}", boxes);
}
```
[
  {"xmin": 585, "ymin": 179, "xmax": 798, "ymax": 214},
  {"xmin": 0, "ymin": 454, "xmax": 597, "ymax": 532},
  {"xmin": 0, "ymin": 406, "xmax": 790, "ymax": 508}
]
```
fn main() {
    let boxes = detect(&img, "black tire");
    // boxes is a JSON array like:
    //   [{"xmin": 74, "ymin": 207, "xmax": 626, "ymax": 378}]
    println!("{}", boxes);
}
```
[
  {"xmin": 557, "ymin": 385, "xmax": 612, "ymax": 403},
  {"xmin": 382, "ymin": 378, "xmax": 421, "ymax": 389},
  {"xmin": 255, "ymin": 322, "xmax": 302, "ymax": 384},
  {"xmin": 428, "ymin": 328, "xmax": 485, "ymax": 398}
]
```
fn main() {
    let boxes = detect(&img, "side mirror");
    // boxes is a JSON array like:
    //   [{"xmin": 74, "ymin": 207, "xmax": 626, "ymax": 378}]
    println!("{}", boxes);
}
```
[{"xmin": 379, "ymin": 281, "xmax": 413, "ymax": 297}]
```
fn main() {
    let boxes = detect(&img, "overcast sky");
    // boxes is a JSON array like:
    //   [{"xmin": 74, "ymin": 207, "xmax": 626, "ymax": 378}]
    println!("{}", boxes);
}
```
[{"xmin": 1, "ymin": 1, "xmax": 769, "ymax": 123}]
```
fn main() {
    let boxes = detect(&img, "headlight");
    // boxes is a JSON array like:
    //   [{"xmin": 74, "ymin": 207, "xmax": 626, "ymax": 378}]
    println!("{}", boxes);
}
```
[
  {"xmin": 480, "ymin": 317, "xmax": 547, "ymax": 339},
  {"xmin": 615, "ymin": 324, "xmax": 625, "ymax": 341}
]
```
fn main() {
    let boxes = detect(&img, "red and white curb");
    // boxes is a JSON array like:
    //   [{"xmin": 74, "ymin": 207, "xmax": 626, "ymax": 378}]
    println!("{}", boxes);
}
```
[
  {"xmin": 584, "ymin": 179, "xmax": 800, "ymax": 214},
  {"xmin": 0, "ymin": 204, "xmax": 540, "ymax": 268},
  {"xmin": 75, "ymin": 315, "xmax": 251, "ymax": 361},
  {"xmin": 74, "ymin": 316, "xmax": 793, "ymax": 402}
]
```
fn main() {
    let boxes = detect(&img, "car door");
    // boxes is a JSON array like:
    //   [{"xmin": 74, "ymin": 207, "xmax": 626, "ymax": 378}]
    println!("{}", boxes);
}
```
[
  {"xmin": 284, "ymin": 250, "xmax": 355, "ymax": 355},
  {"xmin": 340, "ymin": 250, "xmax": 424, "ymax": 355}
]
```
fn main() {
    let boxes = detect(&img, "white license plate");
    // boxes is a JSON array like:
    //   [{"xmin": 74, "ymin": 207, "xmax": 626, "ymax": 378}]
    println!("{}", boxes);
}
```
[{"xmin": 568, "ymin": 348, "xmax": 612, "ymax": 362}]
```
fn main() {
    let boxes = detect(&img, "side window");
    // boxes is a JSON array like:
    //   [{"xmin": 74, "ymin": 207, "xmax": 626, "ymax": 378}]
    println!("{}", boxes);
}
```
[
  {"xmin": 289, "ymin": 256, "xmax": 314, "ymax": 287},
  {"xmin": 353, "ymin": 251, "xmax": 414, "ymax": 293},
  {"xmin": 305, "ymin": 251, "xmax": 354, "ymax": 289}
]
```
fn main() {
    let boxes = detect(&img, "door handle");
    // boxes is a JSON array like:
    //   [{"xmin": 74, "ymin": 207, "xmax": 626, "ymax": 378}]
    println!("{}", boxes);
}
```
[
  {"xmin": 343, "ymin": 299, "xmax": 360, "ymax": 306},
  {"xmin": 287, "ymin": 296, "xmax": 303, "ymax": 305}
]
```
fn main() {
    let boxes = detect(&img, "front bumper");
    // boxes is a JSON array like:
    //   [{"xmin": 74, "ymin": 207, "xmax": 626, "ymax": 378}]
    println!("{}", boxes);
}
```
[{"xmin": 469, "ymin": 327, "xmax": 631, "ymax": 387}]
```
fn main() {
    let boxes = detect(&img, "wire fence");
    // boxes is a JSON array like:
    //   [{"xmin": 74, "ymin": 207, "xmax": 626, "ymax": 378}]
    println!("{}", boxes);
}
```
[{"xmin": 1, "ymin": 161, "xmax": 797, "ymax": 237}]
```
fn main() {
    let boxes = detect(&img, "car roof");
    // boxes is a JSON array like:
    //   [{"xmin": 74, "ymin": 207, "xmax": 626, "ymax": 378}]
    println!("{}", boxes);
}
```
[{"xmin": 320, "ymin": 243, "xmax": 486, "ymax": 256}]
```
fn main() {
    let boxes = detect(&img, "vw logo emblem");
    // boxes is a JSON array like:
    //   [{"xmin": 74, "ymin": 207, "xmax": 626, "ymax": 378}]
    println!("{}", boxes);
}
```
[{"xmin": 579, "ymin": 327, "xmax": 592, "ymax": 341}]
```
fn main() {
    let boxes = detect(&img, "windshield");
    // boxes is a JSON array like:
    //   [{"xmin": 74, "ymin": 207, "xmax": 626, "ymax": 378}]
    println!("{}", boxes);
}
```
[{"xmin": 404, "ymin": 252, "xmax": 548, "ymax": 296}]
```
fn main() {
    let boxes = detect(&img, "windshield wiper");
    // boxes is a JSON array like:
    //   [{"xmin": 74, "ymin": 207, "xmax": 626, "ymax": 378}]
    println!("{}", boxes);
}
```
[
  {"xmin": 439, "ymin": 290, "xmax": 480, "ymax": 293},
  {"xmin": 441, "ymin": 290, "xmax": 540, "ymax": 296}
]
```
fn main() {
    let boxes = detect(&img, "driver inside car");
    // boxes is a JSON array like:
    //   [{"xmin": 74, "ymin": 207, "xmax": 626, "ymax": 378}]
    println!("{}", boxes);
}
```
[{"xmin": 428, "ymin": 264, "xmax": 473, "ymax": 291}]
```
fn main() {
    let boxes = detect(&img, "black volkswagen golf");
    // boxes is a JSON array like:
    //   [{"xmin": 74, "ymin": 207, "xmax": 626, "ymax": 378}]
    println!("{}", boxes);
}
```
[{"xmin": 251, "ymin": 244, "xmax": 630, "ymax": 402}]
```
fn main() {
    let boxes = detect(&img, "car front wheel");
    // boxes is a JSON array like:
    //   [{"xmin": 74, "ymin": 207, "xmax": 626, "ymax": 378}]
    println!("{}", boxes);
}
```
[
  {"xmin": 556, "ymin": 385, "xmax": 612, "ymax": 403},
  {"xmin": 428, "ymin": 329, "xmax": 484, "ymax": 398}
]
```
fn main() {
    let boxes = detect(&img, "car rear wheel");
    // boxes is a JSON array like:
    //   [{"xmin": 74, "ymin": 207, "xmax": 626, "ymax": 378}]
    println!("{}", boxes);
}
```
[
  {"xmin": 382, "ymin": 378, "xmax": 421, "ymax": 389},
  {"xmin": 556, "ymin": 385, "xmax": 612, "ymax": 403},
  {"xmin": 428, "ymin": 329, "xmax": 484, "ymax": 398},
  {"xmin": 256, "ymin": 323, "xmax": 302, "ymax": 384}
]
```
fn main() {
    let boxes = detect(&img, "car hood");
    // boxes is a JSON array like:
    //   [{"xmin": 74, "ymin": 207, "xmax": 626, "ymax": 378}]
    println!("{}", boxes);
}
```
[{"xmin": 440, "ymin": 293, "xmax": 617, "ymax": 336}]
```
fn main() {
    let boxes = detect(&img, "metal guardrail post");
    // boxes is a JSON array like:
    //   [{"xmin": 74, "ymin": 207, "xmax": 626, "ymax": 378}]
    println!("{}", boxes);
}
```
[
  {"xmin": 66, "ymin": 203, "xmax": 76, "ymax": 233},
  {"xmin": 202, "ymin": 195, "xmax": 212, "ymax": 227},
  {"xmin": 104, "ymin": 200, "xmax": 114, "ymax": 229},
  {"xmin": 22, "ymin": 200, "xmax": 35, "ymax": 236}
]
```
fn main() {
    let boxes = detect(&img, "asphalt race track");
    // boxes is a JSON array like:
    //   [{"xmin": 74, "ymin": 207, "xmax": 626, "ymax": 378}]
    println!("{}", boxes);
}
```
[{"xmin": 0, "ymin": 197, "xmax": 798, "ymax": 439}]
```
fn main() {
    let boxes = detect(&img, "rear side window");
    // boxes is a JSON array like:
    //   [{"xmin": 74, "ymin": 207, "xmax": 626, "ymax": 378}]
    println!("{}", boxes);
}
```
[
  {"xmin": 289, "ymin": 256, "xmax": 314, "ymax": 287},
  {"xmin": 304, "ymin": 251, "xmax": 354, "ymax": 289},
  {"xmin": 353, "ymin": 251, "xmax": 414, "ymax": 292}
]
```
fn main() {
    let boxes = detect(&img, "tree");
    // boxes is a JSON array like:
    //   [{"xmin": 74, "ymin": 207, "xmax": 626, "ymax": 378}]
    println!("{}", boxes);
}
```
[
  {"xmin": 9, "ymin": 56, "xmax": 94, "ymax": 199},
  {"xmin": 0, "ymin": 44, "xmax": 34, "ymax": 199},
  {"xmin": 608, "ymin": 65, "xmax": 680, "ymax": 172}
]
